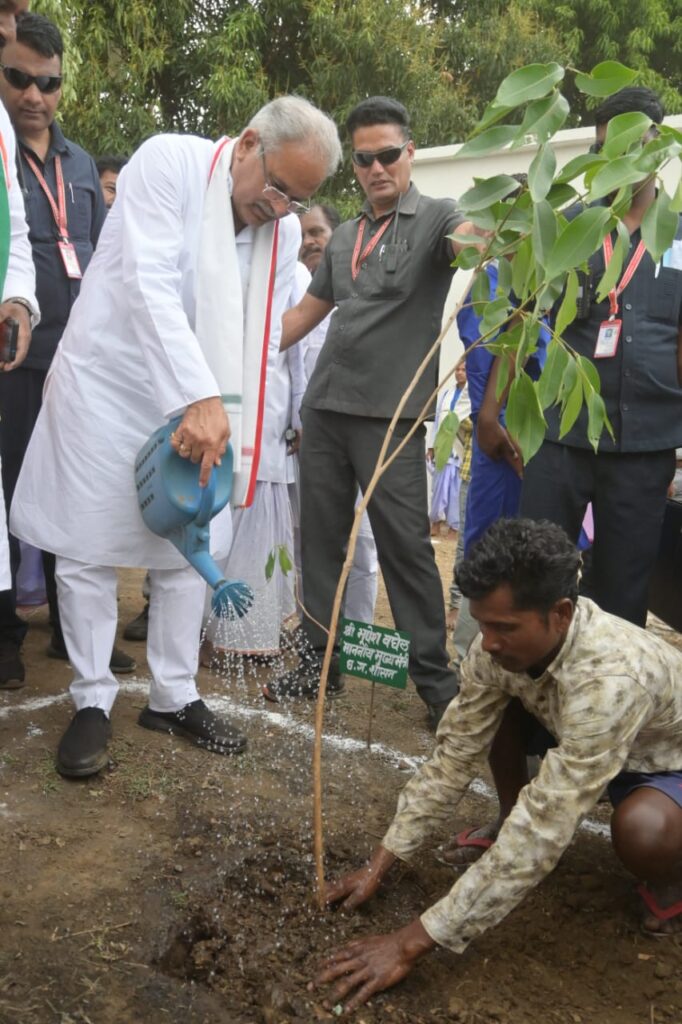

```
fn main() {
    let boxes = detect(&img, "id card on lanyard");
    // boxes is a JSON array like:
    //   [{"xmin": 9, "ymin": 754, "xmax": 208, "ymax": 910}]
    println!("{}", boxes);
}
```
[
  {"xmin": 596, "ymin": 234, "xmax": 646, "ymax": 359},
  {"xmin": 24, "ymin": 152, "xmax": 82, "ymax": 280}
]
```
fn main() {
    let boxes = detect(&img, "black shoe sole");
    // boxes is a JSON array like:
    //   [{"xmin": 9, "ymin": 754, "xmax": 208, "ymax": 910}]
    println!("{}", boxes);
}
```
[
  {"xmin": 261, "ymin": 677, "xmax": 345, "ymax": 704},
  {"xmin": 56, "ymin": 749, "xmax": 110, "ymax": 778},
  {"xmin": 137, "ymin": 708, "xmax": 247, "ymax": 755},
  {"xmin": 0, "ymin": 678, "xmax": 25, "ymax": 690}
]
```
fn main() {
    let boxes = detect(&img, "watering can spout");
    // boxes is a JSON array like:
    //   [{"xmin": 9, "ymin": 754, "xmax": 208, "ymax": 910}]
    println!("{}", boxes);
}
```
[{"xmin": 135, "ymin": 416, "xmax": 254, "ymax": 618}]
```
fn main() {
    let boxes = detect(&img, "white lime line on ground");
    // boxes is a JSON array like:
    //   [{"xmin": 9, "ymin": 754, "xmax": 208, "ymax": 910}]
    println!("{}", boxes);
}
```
[{"xmin": 0, "ymin": 677, "xmax": 611, "ymax": 839}]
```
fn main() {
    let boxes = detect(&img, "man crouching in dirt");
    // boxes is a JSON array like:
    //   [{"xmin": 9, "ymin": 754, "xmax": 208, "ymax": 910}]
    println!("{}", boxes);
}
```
[{"xmin": 313, "ymin": 518, "xmax": 682, "ymax": 1013}]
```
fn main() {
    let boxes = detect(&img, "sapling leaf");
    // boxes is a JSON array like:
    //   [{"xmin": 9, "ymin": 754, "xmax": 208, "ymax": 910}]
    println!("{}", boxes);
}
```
[
  {"xmin": 641, "ymin": 189, "xmax": 679, "ymax": 264},
  {"xmin": 265, "ymin": 550, "xmax": 276, "ymax": 581},
  {"xmin": 586, "ymin": 389, "xmax": 613, "ymax": 450},
  {"xmin": 574, "ymin": 61, "xmax": 637, "ymax": 98},
  {"xmin": 495, "ymin": 351, "xmax": 513, "ymax": 401},
  {"xmin": 496, "ymin": 256, "xmax": 513, "ymax": 299},
  {"xmin": 558, "ymin": 357, "xmax": 578, "ymax": 405},
  {"xmin": 602, "ymin": 112, "xmax": 653, "ymax": 159},
  {"xmin": 532, "ymin": 199, "xmax": 557, "ymax": 268},
  {"xmin": 457, "ymin": 125, "xmax": 519, "ymax": 159},
  {"xmin": 545, "ymin": 207, "xmax": 611, "ymax": 279},
  {"xmin": 559, "ymin": 375, "xmax": 584, "ymax": 437},
  {"xmin": 555, "ymin": 153, "xmax": 606, "ymax": 185},
  {"xmin": 537, "ymin": 340, "xmax": 569, "ymax": 409},
  {"xmin": 528, "ymin": 145, "xmax": 557, "ymax": 202},
  {"xmin": 553, "ymin": 270, "xmax": 579, "ymax": 337},
  {"xmin": 595, "ymin": 223, "xmax": 628, "ymax": 303},
  {"xmin": 459, "ymin": 174, "xmax": 521, "ymax": 212},
  {"xmin": 278, "ymin": 545, "xmax": 293, "ymax": 575},
  {"xmin": 434, "ymin": 411, "xmax": 460, "ymax": 471},
  {"xmin": 576, "ymin": 354, "xmax": 601, "ymax": 393},
  {"xmin": 471, "ymin": 269, "xmax": 492, "ymax": 309},
  {"xmin": 587, "ymin": 155, "xmax": 653, "ymax": 202},
  {"xmin": 517, "ymin": 91, "xmax": 569, "ymax": 145},
  {"xmin": 505, "ymin": 372, "xmax": 547, "ymax": 463},
  {"xmin": 494, "ymin": 62, "xmax": 564, "ymax": 108}
]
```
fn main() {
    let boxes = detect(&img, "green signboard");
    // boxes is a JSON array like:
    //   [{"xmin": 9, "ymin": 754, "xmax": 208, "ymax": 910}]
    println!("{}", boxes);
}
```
[{"xmin": 339, "ymin": 618, "xmax": 410, "ymax": 689}]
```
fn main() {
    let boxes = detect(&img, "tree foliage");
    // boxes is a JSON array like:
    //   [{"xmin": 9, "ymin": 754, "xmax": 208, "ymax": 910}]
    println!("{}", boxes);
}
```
[{"xmin": 29, "ymin": 0, "xmax": 682, "ymax": 212}]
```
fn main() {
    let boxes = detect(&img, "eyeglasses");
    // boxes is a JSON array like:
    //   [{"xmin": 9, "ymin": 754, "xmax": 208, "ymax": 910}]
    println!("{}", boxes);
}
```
[
  {"xmin": 259, "ymin": 150, "xmax": 310, "ymax": 215},
  {"xmin": 351, "ymin": 141, "xmax": 409, "ymax": 169},
  {"xmin": 1, "ymin": 63, "xmax": 62, "ymax": 94}
]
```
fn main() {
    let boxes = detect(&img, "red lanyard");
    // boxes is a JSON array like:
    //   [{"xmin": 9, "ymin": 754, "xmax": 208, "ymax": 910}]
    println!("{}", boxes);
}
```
[
  {"xmin": 24, "ymin": 152, "xmax": 70, "ymax": 241},
  {"xmin": 351, "ymin": 214, "xmax": 394, "ymax": 280},
  {"xmin": 603, "ymin": 233, "xmax": 646, "ymax": 318}
]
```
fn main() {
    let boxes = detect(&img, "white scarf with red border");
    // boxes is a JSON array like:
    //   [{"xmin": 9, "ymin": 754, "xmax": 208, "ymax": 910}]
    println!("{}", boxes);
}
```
[{"xmin": 196, "ymin": 136, "xmax": 279, "ymax": 508}]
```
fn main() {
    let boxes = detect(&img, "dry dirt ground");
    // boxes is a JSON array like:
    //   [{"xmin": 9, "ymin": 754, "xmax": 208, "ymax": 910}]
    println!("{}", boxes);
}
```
[{"xmin": 1, "ymin": 538, "xmax": 682, "ymax": 1024}]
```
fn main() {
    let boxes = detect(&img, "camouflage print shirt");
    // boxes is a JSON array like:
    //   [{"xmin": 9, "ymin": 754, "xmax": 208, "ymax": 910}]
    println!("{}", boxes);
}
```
[{"xmin": 382, "ymin": 597, "xmax": 682, "ymax": 953}]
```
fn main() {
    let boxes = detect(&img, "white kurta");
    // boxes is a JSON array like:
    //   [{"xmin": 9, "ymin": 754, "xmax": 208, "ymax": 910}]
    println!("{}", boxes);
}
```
[
  {"xmin": 10, "ymin": 134, "xmax": 300, "ymax": 569},
  {"xmin": 208, "ymin": 262, "xmax": 310, "ymax": 651},
  {"xmin": 0, "ymin": 103, "xmax": 38, "ymax": 590}
]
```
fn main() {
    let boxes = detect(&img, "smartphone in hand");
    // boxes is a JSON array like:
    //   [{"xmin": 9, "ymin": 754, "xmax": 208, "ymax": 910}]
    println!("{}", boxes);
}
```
[{"xmin": 0, "ymin": 318, "xmax": 19, "ymax": 363}]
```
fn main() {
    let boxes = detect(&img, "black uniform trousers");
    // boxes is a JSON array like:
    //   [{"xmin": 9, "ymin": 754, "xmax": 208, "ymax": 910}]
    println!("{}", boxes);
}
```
[
  {"xmin": 300, "ymin": 407, "xmax": 459, "ymax": 707},
  {"xmin": 0, "ymin": 367, "xmax": 60, "ymax": 644},
  {"xmin": 520, "ymin": 440, "xmax": 675, "ymax": 627}
]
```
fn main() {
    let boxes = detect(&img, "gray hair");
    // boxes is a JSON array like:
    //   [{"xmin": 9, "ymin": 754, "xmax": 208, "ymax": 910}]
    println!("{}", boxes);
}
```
[{"xmin": 248, "ymin": 96, "xmax": 342, "ymax": 177}]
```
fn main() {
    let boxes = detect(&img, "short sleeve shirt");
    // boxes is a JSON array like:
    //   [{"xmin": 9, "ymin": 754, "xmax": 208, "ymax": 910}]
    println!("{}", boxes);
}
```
[
  {"xmin": 304, "ymin": 183, "xmax": 464, "ymax": 420},
  {"xmin": 545, "ymin": 206, "xmax": 682, "ymax": 453}
]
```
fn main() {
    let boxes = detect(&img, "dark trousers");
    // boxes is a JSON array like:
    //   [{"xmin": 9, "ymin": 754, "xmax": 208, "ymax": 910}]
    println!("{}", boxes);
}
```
[
  {"xmin": 0, "ymin": 367, "xmax": 60, "ymax": 644},
  {"xmin": 520, "ymin": 441, "xmax": 675, "ymax": 627},
  {"xmin": 299, "ymin": 407, "xmax": 459, "ymax": 706}
]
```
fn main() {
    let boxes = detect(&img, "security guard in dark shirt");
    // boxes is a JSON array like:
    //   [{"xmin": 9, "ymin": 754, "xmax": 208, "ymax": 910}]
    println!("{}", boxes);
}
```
[
  {"xmin": 518, "ymin": 87, "xmax": 682, "ymax": 629},
  {"xmin": 265, "ymin": 96, "xmax": 477, "ymax": 728}
]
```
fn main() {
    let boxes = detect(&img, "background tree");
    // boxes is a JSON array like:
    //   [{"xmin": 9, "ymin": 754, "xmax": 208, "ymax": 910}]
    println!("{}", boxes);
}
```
[{"xmin": 30, "ymin": 0, "xmax": 682, "ymax": 210}]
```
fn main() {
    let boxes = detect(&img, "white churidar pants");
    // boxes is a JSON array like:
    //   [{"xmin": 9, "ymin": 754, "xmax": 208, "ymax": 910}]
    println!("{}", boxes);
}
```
[{"xmin": 56, "ymin": 556, "xmax": 205, "ymax": 715}]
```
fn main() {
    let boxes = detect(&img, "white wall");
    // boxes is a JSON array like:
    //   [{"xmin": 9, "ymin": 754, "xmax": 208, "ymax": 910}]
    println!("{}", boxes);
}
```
[{"xmin": 411, "ymin": 116, "xmax": 682, "ymax": 379}]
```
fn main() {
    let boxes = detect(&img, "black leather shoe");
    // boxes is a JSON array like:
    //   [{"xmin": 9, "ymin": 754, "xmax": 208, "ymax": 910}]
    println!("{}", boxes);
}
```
[
  {"xmin": 46, "ymin": 634, "xmax": 137, "ymax": 675},
  {"xmin": 262, "ymin": 655, "xmax": 344, "ymax": 703},
  {"xmin": 123, "ymin": 603, "xmax": 149, "ymax": 642},
  {"xmin": 426, "ymin": 698, "xmax": 453, "ymax": 732},
  {"xmin": 0, "ymin": 639, "xmax": 25, "ymax": 690},
  {"xmin": 57, "ymin": 707, "xmax": 111, "ymax": 778},
  {"xmin": 137, "ymin": 699, "xmax": 247, "ymax": 755}
]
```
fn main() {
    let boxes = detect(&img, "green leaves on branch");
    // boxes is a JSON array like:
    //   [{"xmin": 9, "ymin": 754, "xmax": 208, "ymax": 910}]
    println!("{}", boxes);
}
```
[
  {"xmin": 433, "ymin": 411, "xmax": 460, "ymax": 471},
  {"xmin": 453, "ymin": 58, "xmax": 677, "ymax": 466}
]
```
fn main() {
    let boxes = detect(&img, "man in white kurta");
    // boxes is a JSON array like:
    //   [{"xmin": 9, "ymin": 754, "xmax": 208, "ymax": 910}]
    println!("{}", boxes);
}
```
[
  {"xmin": 10, "ymin": 97, "xmax": 340, "ymax": 776},
  {"xmin": 0, "ymin": 86, "xmax": 40, "ymax": 690}
]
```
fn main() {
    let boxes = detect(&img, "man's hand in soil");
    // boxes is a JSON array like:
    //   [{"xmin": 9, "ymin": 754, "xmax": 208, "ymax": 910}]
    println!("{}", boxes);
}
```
[
  {"xmin": 312, "ymin": 919, "xmax": 436, "ymax": 1013},
  {"xmin": 324, "ymin": 846, "xmax": 397, "ymax": 912}
]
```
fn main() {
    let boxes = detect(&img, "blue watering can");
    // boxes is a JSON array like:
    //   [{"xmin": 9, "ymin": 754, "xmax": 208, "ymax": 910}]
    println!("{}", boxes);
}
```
[{"xmin": 134, "ymin": 416, "xmax": 253, "ymax": 618}]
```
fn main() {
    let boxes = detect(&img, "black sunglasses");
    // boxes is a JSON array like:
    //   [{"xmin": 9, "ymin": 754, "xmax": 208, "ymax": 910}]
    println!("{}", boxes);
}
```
[
  {"xmin": 1, "ymin": 63, "xmax": 62, "ymax": 94},
  {"xmin": 351, "ymin": 141, "xmax": 409, "ymax": 169}
]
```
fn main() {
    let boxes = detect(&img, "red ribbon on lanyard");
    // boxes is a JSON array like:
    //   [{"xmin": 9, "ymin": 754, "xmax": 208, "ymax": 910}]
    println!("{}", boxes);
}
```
[
  {"xmin": 24, "ymin": 152, "xmax": 70, "ymax": 240},
  {"xmin": 351, "ymin": 214, "xmax": 394, "ymax": 281},
  {"xmin": 603, "ymin": 233, "xmax": 647, "ymax": 318}
]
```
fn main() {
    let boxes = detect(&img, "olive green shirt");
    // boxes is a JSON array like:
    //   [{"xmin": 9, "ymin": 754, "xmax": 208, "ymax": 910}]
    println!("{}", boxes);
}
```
[{"xmin": 304, "ymin": 183, "xmax": 464, "ymax": 420}]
